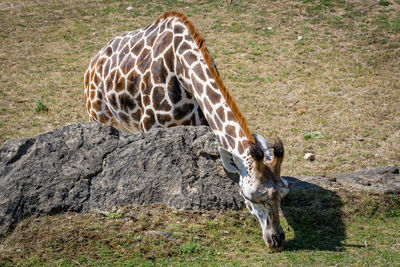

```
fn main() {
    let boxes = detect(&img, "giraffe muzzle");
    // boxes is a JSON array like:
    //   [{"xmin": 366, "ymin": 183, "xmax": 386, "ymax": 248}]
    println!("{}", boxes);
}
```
[{"xmin": 264, "ymin": 230, "xmax": 285, "ymax": 252}]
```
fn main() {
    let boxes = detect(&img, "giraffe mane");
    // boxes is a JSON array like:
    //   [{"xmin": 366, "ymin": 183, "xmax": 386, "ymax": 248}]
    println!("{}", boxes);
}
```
[{"xmin": 159, "ymin": 10, "xmax": 255, "ymax": 143}]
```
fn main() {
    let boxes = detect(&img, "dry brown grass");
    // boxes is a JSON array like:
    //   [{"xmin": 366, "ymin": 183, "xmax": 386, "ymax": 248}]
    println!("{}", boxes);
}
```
[{"xmin": 0, "ymin": 0, "xmax": 399, "ymax": 176}]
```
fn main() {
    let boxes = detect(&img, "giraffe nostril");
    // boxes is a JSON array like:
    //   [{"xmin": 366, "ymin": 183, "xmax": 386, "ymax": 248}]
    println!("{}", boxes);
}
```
[{"xmin": 272, "ymin": 235, "xmax": 278, "ymax": 247}]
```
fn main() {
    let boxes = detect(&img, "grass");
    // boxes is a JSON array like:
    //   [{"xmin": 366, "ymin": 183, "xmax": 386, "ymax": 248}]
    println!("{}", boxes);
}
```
[
  {"xmin": 0, "ymin": 191, "xmax": 399, "ymax": 266},
  {"xmin": 1, "ymin": 0, "xmax": 399, "ymax": 176},
  {"xmin": 0, "ymin": 0, "xmax": 399, "ymax": 265},
  {"xmin": 34, "ymin": 99, "xmax": 49, "ymax": 113}
]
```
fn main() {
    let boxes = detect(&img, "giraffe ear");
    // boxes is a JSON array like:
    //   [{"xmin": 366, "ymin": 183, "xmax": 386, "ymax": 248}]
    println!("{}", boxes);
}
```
[
  {"xmin": 252, "ymin": 133, "xmax": 273, "ymax": 161},
  {"xmin": 218, "ymin": 146, "xmax": 247, "ymax": 176}
]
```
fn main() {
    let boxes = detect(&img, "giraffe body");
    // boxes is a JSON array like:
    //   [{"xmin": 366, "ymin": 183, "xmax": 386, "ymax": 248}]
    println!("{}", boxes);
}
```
[
  {"xmin": 84, "ymin": 26, "xmax": 208, "ymax": 132},
  {"xmin": 84, "ymin": 11, "xmax": 289, "ymax": 251}
]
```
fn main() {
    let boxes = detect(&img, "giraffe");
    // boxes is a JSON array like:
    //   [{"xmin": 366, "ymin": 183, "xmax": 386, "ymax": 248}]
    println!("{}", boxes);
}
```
[{"xmin": 84, "ymin": 10, "xmax": 289, "ymax": 251}]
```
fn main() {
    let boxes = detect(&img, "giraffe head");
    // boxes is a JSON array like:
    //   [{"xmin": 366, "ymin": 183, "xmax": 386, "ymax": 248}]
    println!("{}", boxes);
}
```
[{"xmin": 218, "ymin": 134, "xmax": 288, "ymax": 251}]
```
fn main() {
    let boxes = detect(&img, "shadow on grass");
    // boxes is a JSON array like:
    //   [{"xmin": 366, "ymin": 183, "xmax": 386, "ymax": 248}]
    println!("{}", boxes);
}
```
[{"xmin": 281, "ymin": 176, "xmax": 345, "ymax": 251}]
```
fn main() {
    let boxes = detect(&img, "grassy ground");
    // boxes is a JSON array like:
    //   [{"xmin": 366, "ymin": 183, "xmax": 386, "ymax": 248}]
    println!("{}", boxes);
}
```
[
  {"xmin": 0, "ymin": 191, "xmax": 399, "ymax": 266},
  {"xmin": 1, "ymin": 0, "xmax": 399, "ymax": 176},
  {"xmin": 0, "ymin": 0, "xmax": 399, "ymax": 265}
]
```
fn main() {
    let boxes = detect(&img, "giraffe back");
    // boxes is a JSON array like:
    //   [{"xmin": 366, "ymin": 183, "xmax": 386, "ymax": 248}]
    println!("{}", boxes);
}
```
[{"xmin": 84, "ymin": 13, "xmax": 212, "ymax": 132}]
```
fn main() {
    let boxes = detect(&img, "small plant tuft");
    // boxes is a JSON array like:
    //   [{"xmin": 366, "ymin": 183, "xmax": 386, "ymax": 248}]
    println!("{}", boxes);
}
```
[
  {"xmin": 35, "ymin": 100, "xmax": 49, "ymax": 113},
  {"xmin": 107, "ymin": 212, "xmax": 123, "ymax": 219},
  {"xmin": 379, "ymin": 0, "xmax": 391, "ymax": 6},
  {"xmin": 303, "ymin": 132, "xmax": 323, "ymax": 140}
]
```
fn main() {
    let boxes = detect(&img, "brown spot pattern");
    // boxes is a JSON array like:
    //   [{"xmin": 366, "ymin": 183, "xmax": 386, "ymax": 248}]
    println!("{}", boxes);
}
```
[
  {"xmin": 112, "ymin": 38, "xmax": 121, "ymax": 52},
  {"xmin": 142, "ymin": 72, "xmax": 152, "ymax": 95},
  {"xmin": 154, "ymin": 31, "xmax": 173, "ymax": 57},
  {"xmin": 227, "ymin": 111, "xmax": 235, "ymax": 122},
  {"xmin": 145, "ymin": 23, "xmax": 157, "ymax": 36},
  {"xmin": 174, "ymin": 103, "xmax": 194, "ymax": 120},
  {"xmin": 111, "ymin": 54, "xmax": 118, "ymax": 69},
  {"xmin": 132, "ymin": 39, "xmax": 144, "ymax": 56},
  {"xmin": 143, "ymin": 95, "xmax": 150, "ymax": 106},
  {"xmin": 238, "ymin": 141, "xmax": 245, "ymax": 155},
  {"xmin": 86, "ymin": 100, "xmax": 91, "ymax": 110},
  {"xmin": 119, "ymin": 93, "xmax": 135, "ymax": 112},
  {"xmin": 90, "ymin": 53, "xmax": 100, "ymax": 68},
  {"xmin": 153, "ymin": 86, "xmax": 171, "ymax": 111},
  {"xmin": 115, "ymin": 70, "xmax": 125, "ymax": 92},
  {"xmin": 159, "ymin": 21, "xmax": 166, "ymax": 33},
  {"xmin": 184, "ymin": 89, "xmax": 192, "ymax": 99},
  {"xmin": 118, "ymin": 44, "xmax": 129, "ymax": 63},
  {"xmin": 127, "ymin": 70, "xmax": 140, "ymax": 96},
  {"xmin": 99, "ymin": 114, "xmax": 109, "ymax": 123},
  {"xmin": 91, "ymin": 111, "xmax": 97, "ymax": 120},
  {"xmin": 167, "ymin": 76, "xmax": 182, "ymax": 104},
  {"xmin": 175, "ymin": 24, "xmax": 185, "ymax": 34},
  {"xmin": 216, "ymin": 106, "xmax": 225, "ymax": 121},
  {"xmin": 94, "ymin": 73, "xmax": 101, "ymax": 85},
  {"xmin": 226, "ymin": 125, "xmax": 236, "ymax": 138},
  {"xmin": 221, "ymin": 136, "xmax": 229, "ymax": 149},
  {"xmin": 156, "ymin": 113, "xmax": 172, "ymax": 124},
  {"xmin": 206, "ymin": 115, "xmax": 217, "ymax": 130},
  {"xmin": 143, "ymin": 109, "xmax": 156, "ymax": 130},
  {"xmin": 84, "ymin": 71, "xmax": 90, "ymax": 89},
  {"xmin": 183, "ymin": 51, "xmax": 197, "ymax": 65},
  {"xmin": 146, "ymin": 29, "xmax": 158, "ymax": 46},
  {"xmin": 190, "ymin": 74, "xmax": 203, "ymax": 95},
  {"xmin": 129, "ymin": 31, "xmax": 144, "ymax": 47},
  {"xmin": 193, "ymin": 63, "xmax": 205, "ymax": 81},
  {"xmin": 132, "ymin": 109, "xmax": 141, "ymax": 121},
  {"xmin": 198, "ymin": 106, "xmax": 208, "ymax": 125},
  {"xmin": 206, "ymin": 86, "xmax": 221, "ymax": 105},
  {"xmin": 175, "ymin": 59, "xmax": 183, "ymax": 76},
  {"xmin": 226, "ymin": 135, "xmax": 236, "ymax": 150},
  {"xmin": 121, "ymin": 54, "xmax": 135, "ymax": 75},
  {"xmin": 215, "ymin": 115, "xmax": 223, "ymax": 131},
  {"xmin": 118, "ymin": 37, "xmax": 129, "ymax": 51},
  {"xmin": 105, "ymin": 46, "xmax": 112, "ymax": 57},
  {"xmin": 173, "ymin": 36, "xmax": 183, "ymax": 51},
  {"xmin": 109, "ymin": 93, "xmax": 118, "ymax": 108},
  {"xmin": 92, "ymin": 100, "xmax": 102, "ymax": 111},
  {"xmin": 203, "ymin": 98, "xmax": 212, "ymax": 114},
  {"xmin": 205, "ymin": 68, "xmax": 213, "ymax": 79},
  {"xmin": 104, "ymin": 59, "xmax": 111, "ymax": 76},
  {"xmin": 184, "ymin": 34, "xmax": 192, "ymax": 42},
  {"xmin": 137, "ymin": 48, "xmax": 151, "ymax": 73},
  {"xmin": 97, "ymin": 90, "xmax": 103, "ymax": 100},
  {"xmin": 151, "ymin": 58, "xmax": 167, "ymax": 84},
  {"xmin": 164, "ymin": 46, "xmax": 175, "ymax": 72},
  {"xmin": 178, "ymin": 42, "xmax": 191, "ymax": 55},
  {"xmin": 119, "ymin": 112, "xmax": 129, "ymax": 123},
  {"xmin": 238, "ymin": 129, "xmax": 246, "ymax": 138}
]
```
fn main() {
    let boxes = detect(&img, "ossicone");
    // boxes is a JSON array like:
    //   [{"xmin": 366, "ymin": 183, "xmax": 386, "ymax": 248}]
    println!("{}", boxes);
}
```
[
  {"xmin": 272, "ymin": 137, "xmax": 284, "ymax": 158},
  {"xmin": 249, "ymin": 141, "xmax": 264, "ymax": 161}
]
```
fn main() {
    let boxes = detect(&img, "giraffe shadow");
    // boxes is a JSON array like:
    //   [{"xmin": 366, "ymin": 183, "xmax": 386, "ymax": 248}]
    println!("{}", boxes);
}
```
[{"xmin": 280, "ymin": 176, "xmax": 346, "ymax": 251}]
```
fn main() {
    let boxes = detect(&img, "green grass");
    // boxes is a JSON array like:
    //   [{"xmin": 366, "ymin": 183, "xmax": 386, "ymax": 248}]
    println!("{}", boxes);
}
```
[
  {"xmin": 304, "ymin": 132, "xmax": 324, "ymax": 140},
  {"xmin": 0, "ymin": 192, "xmax": 399, "ymax": 265},
  {"xmin": 0, "ymin": 0, "xmax": 399, "ymax": 265},
  {"xmin": 34, "ymin": 99, "xmax": 49, "ymax": 113}
]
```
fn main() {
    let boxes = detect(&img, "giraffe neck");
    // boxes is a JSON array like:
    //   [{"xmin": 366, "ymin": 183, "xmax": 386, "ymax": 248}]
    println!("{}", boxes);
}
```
[{"xmin": 163, "ymin": 14, "xmax": 252, "ymax": 161}]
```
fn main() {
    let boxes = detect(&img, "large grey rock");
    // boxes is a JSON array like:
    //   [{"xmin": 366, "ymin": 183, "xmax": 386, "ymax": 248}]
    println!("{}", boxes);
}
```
[
  {"xmin": 0, "ymin": 122, "xmax": 398, "ymax": 237},
  {"xmin": 0, "ymin": 123, "xmax": 241, "ymax": 236}
]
